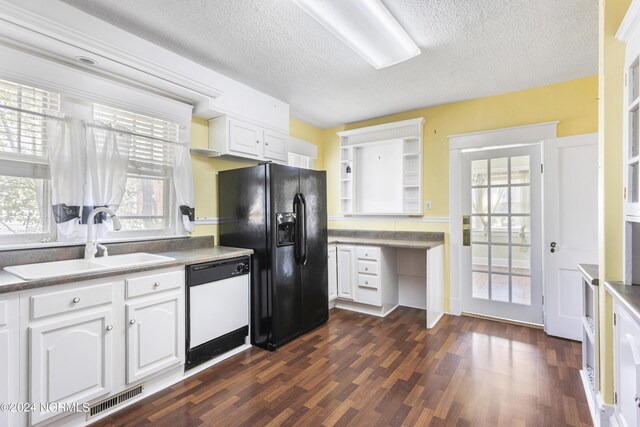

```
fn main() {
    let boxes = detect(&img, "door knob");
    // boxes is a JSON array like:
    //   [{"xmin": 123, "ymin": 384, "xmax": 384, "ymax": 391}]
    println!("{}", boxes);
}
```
[
  {"xmin": 550, "ymin": 241, "xmax": 557, "ymax": 253},
  {"xmin": 129, "ymin": 319, "xmax": 136, "ymax": 325}
]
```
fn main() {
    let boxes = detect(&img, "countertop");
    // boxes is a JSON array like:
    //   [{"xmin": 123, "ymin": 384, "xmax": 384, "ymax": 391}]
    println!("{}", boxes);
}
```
[
  {"xmin": 578, "ymin": 263, "xmax": 599, "ymax": 286},
  {"xmin": 0, "ymin": 245, "xmax": 253, "ymax": 294},
  {"xmin": 605, "ymin": 281, "xmax": 640, "ymax": 322},
  {"xmin": 327, "ymin": 236, "xmax": 443, "ymax": 250}
]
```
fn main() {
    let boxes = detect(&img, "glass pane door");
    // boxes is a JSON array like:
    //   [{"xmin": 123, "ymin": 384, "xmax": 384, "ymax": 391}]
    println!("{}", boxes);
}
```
[{"xmin": 462, "ymin": 145, "xmax": 542, "ymax": 324}]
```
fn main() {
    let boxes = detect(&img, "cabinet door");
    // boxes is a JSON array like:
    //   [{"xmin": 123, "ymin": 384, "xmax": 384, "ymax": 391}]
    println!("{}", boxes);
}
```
[
  {"xmin": 229, "ymin": 119, "xmax": 262, "ymax": 157},
  {"xmin": 126, "ymin": 293, "xmax": 183, "ymax": 384},
  {"xmin": 615, "ymin": 305, "xmax": 640, "ymax": 427},
  {"xmin": 263, "ymin": 130, "xmax": 287, "ymax": 161},
  {"xmin": 30, "ymin": 309, "xmax": 113, "ymax": 425},
  {"xmin": 328, "ymin": 246, "xmax": 338, "ymax": 301},
  {"xmin": 337, "ymin": 246, "xmax": 355, "ymax": 300},
  {"xmin": 0, "ymin": 297, "xmax": 18, "ymax": 427}
]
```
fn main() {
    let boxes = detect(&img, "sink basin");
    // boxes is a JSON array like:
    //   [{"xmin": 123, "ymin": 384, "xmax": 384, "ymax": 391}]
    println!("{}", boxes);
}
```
[
  {"xmin": 93, "ymin": 252, "xmax": 173, "ymax": 268},
  {"xmin": 4, "ymin": 252, "xmax": 174, "ymax": 280}
]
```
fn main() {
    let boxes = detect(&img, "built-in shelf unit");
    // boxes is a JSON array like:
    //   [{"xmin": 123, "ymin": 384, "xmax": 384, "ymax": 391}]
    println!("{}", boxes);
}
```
[
  {"xmin": 578, "ymin": 264, "xmax": 600, "ymax": 425},
  {"xmin": 337, "ymin": 118, "xmax": 425, "ymax": 216}
]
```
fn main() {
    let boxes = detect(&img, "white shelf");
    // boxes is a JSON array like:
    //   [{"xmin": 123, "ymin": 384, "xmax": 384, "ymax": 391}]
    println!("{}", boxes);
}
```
[
  {"xmin": 583, "ymin": 316, "xmax": 595, "ymax": 343},
  {"xmin": 403, "ymin": 152, "xmax": 420, "ymax": 157},
  {"xmin": 403, "ymin": 184, "xmax": 419, "ymax": 188}
]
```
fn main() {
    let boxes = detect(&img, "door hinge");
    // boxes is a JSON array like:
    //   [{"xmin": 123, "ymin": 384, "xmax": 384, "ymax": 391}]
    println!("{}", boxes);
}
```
[
  {"xmin": 540, "ymin": 164, "xmax": 544, "ymax": 174},
  {"xmin": 624, "ymin": 187, "xmax": 627, "ymax": 200},
  {"xmin": 614, "ymin": 313, "xmax": 617, "ymax": 326},
  {"xmin": 626, "ymin": 73, "xmax": 628, "ymax": 87},
  {"xmin": 615, "ymin": 392, "xmax": 618, "ymax": 404}
]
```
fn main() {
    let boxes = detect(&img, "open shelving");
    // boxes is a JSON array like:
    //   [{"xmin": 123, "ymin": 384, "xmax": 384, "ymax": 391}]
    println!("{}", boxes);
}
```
[{"xmin": 337, "ymin": 118, "xmax": 425, "ymax": 216}]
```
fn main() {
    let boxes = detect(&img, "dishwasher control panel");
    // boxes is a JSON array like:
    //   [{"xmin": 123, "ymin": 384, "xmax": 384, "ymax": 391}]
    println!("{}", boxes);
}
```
[{"xmin": 188, "ymin": 256, "xmax": 250, "ymax": 286}]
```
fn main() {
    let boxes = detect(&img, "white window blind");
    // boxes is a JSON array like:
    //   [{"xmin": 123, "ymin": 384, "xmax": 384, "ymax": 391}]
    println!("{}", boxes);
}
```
[
  {"xmin": 0, "ymin": 79, "xmax": 60, "ymax": 160},
  {"xmin": 93, "ymin": 103, "xmax": 180, "ymax": 175}
]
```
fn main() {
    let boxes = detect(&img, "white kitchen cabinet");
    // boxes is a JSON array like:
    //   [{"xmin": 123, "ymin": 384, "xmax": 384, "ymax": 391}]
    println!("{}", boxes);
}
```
[
  {"xmin": 328, "ymin": 245, "xmax": 338, "ymax": 304},
  {"xmin": 29, "ymin": 308, "xmax": 113, "ymax": 424},
  {"xmin": 337, "ymin": 245, "xmax": 355, "ymax": 300},
  {"xmin": 208, "ymin": 115, "xmax": 288, "ymax": 163},
  {"xmin": 335, "ymin": 244, "xmax": 399, "ymax": 316},
  {"xmin": 0, "ymin": 296, "xmax": 19, "ymax": 427},
  {"xmin": 614, "ymin": 302, "xmax": 640, "ymax": 427},
  {"xmin": 126, "ymin": 292, "xmax": 183, "ymax": 384},
  {"xmin": 229, "ymin": 119, "xmax": 262, "ymax": 157},
  {"xmin": 263, "ymin": 129, "xmax": 287, "ymax": 161}
]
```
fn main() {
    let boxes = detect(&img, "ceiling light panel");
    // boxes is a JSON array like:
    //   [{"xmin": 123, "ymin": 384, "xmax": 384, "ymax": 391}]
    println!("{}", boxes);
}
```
[{"xmin": 292, "ymin": 0, "xmax": 421, "ymax": 69}]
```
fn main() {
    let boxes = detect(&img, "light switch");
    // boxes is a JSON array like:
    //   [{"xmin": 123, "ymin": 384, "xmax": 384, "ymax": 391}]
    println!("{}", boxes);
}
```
[{"xmin": 425, "ymin": 200, "xmax": 432, "ymax": 210}]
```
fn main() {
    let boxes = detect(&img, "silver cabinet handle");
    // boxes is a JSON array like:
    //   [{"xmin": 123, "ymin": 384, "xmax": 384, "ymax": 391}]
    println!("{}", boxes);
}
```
[
  {"xmin": 106, "ymin": 325, "xmax": 113, "ymax": 331},
  {"xmin": 365, "ymin": 253, "xmax": 368, "ymax": 257},
  {"xmin": 265, "ymin": 142, "xmax": 269, "ymax": 146},
  {"xmin": 256, "ymin": 140, "xmax": 260, "ymax": 144},
  {"xmin": 365, "ymin": 267, "xmax": 368, "ymax": 271},
  {"xmin": 72, "ymin": 297, "xmax": 80, "ymax": 303},
  {"xmin": 154, "ymin": 282, "xmax": 160, "ymax": 288},
  {"xmin": 365, "ymin": 280, "xmax": 369, "ymax": 285},
  {"xmin": 129, "ymin": 319, "xmax": 136, "ymax": 325}
]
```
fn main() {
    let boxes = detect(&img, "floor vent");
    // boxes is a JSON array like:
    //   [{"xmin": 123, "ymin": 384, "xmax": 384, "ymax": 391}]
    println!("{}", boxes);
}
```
[{"xmin": 87, "ymin": 385, "xmax": 144, "ymax": 419}]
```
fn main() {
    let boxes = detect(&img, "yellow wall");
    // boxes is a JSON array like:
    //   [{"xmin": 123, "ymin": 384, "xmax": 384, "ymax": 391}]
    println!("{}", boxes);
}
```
[
  {"xmin": 322, "ymin": 76, "xmax": 598, "ymax": 312},
  {"xmin": 598, "ymin": 0, "xmax": 631, "ymax": 405},
  {"xmin": 190, "ymin": 116, "xmax": 325, "ymax": 240}
]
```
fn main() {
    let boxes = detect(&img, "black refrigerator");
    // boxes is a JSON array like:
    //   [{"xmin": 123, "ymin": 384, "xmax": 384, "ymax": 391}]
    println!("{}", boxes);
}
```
[{"xmin": 218, "ymin": 163, "xmax": 328, "ymax": 351}]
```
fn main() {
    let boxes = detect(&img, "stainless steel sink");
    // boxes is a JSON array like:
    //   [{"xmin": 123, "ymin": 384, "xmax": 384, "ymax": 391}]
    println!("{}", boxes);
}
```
[{"xmin": 4, "ymin": 252, "xmax": 174, "ymax": 280}]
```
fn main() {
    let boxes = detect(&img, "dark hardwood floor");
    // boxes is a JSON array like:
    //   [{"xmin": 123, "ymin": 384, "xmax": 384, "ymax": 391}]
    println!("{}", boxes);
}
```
[{"xmin": 93, "ymin": 307, "xmax": 591, "ymax": 427}]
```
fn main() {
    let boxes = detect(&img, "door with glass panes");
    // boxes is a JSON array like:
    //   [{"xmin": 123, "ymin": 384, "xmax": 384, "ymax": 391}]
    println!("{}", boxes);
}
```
[{"xmin": 460, "ymin": 145, "xmax": 543, "ymax": 324}]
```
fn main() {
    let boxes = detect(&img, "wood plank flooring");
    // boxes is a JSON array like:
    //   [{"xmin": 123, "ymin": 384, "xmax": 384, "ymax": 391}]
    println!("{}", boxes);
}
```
[{"xmin": 93, "ymin": 307, "xmax": 591, "ymax": 426}]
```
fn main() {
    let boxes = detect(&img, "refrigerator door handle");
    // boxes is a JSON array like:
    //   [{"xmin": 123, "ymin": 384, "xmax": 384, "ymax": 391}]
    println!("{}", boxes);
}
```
[
  {"xmin": 299, "ymin": 193, "xmax": 307, "ymax": 266},
  {"xmin": 293, "ymin": 193, "xmax": 307, "ymax": 266}
]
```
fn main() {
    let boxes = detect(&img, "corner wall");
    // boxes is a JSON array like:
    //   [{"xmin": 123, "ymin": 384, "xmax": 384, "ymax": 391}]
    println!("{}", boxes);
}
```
[{"xmin": 598, "ymin": 0, "xmax": 631, "ymax": 405}]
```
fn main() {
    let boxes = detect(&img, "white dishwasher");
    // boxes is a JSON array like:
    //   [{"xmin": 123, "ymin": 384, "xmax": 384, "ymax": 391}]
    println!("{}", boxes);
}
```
[{"xmin": 186, "ymin": 256, "xmax": 250, "ymax": 369}]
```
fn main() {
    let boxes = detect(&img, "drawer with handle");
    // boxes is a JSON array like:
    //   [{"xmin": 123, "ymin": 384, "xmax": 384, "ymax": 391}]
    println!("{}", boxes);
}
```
[
  {"xmin": 31, "ymin": 283, "xmax": 113, "ymax": 319},
  {"xmin": 357, "ymin": 274, "xmax": 379, "ymax": 290},
  {"xmin": 126, "ymin": 270, "xmax": 183, "ymax": 299},
  {"xmin": 358, "ymin": 260, "xmax": 379, "ymax": 275},
  {"xmin": 357, "ymin": 247, "xmax": 380, "ymax": 261},
  {"xmin": 356, "ymin": 283, "xmax": 381, "ymax": 306}
]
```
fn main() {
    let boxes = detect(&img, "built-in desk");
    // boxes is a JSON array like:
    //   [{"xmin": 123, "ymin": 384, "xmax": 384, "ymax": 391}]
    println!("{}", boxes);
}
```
[{"xmin": 327, "ymin": 230, "xmax": 445, "ymax": 328}]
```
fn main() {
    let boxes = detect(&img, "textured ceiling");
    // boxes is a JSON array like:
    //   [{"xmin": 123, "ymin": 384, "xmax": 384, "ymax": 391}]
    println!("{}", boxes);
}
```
[{"xmin": 60, "ymin": 0, "xmax": 598, "ymax": 128}]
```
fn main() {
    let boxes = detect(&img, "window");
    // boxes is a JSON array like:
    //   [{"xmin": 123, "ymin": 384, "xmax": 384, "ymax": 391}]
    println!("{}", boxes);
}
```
[
  {"xmin": 93, "ymin": 104, "xmax": 180, "ymax": 236},
  {"xmin": 0, "ymin": 79, "xmax": 58, "ymax": 242},
  {"xmin": 0, "ymin": 76, "xmax": 187, "ymax": 245}
]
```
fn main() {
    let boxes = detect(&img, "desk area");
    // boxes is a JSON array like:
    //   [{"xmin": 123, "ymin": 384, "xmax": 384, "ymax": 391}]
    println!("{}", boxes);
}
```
[{"xmin": 327, "ymin": 230, "xmax": 445, "ymax": 328}]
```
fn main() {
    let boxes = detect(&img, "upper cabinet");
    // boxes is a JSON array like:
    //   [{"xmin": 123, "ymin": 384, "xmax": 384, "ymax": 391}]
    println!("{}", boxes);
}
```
[
  {"xmin": 619, "ymin": 2, "xmax": 640, "ymax": 221},
  {"xmin": 209, "ymin": 116, "xmax": 288, "ymax": 163},
  {"xmin": 338, "ymin": 118, "xmax": 425, "ymax": 216}
]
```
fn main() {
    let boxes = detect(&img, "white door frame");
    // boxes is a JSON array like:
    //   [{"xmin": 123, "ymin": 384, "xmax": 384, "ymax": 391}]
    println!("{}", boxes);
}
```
[{"xmin": 448, "ymin": 121, "xmax": 558, "ymax": 316}]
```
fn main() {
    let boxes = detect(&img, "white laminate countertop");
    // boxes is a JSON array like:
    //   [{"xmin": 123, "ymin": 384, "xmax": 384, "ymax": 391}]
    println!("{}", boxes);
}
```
[{"xmin": 0, "ymin": 245, "xmax": 253, "ymax": 294}]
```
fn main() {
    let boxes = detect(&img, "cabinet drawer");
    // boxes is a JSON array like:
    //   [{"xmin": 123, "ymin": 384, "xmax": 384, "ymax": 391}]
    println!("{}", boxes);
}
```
[
  {"xmin": 126, "ymin": 270, "xmax": 184, "ymax": 299},
  {"xmin": 356, "ymin": 285, "xmax": 381, "ymax": 306},
  {"xmin": 357, "ymin": 274, "xmax": 379, "ymax": 290},
  {"xmin": 357, "ymin": 260, "xmax": 379, "ymax": 275},
  {"xmin": 31, "ymin": 283, "xmax": 112, "ymax": 320},
  {"xmin": 357, "ymin": 247, "xmax": 380, "ymax": 261}
]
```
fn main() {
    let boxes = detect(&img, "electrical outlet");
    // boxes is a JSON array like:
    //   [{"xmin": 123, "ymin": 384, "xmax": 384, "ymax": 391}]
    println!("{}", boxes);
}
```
[{"xmin": 425, "ymin": 200, "xmax": 432, "ymax": 210}]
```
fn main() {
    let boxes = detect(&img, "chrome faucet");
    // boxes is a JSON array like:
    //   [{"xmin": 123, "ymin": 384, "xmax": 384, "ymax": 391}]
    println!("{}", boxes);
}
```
[{"xmin": 85, "ymin": 207, "xmax": 122, "ymax": 260}]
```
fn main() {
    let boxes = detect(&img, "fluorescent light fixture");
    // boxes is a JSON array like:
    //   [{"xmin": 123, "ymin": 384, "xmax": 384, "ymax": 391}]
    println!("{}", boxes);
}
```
[{"xmin": 292, "ymin": 0, "xmax": 421, "ymax": 69}]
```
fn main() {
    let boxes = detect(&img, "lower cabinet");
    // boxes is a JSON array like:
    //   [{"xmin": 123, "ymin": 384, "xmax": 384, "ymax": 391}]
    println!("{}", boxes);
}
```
[
  {"xmin": 337, "ymin": 245, "xmax": 355, "ymax": 300},
  {"xmin": 126, "ymin": 293, "xmax": 182, "ymax": 384},
  {"xmin": 29, "ymin": 309, "xmax": 113, "ymax": 425},
  {"xmin": 328, "ymin": 245, "xmax": 338, "ymax": 303},
  {"xmin": 0, "ymin": 295, "xmax": 19, "ymax": 427},
  {"xmin": 22, "ymin": 267, "xmax": 185, "ymax": 425},
  {"xmin": 614, "ymin": 302, "xmax": 640, "ymax": 427},
  {"xmin": 335, "ymin": 244, "xmax": 398, "ymax": 316}
]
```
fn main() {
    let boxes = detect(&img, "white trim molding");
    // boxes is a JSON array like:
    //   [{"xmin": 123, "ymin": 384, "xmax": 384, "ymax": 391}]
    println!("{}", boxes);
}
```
[
  {"xmin": 617, "ymin": 0, "xmax": 640, "ymax": 43},
  {"xmin": 337, "ymin": 117, "xmax": 425, "ymax": 137},
  {"xmin": 448, "ymin": 121, "xmax": 558, "ymax": 151},
  {"xmin": 194, "ymin": 218, "xmax": 220, "ymax": 225},
  {"xmin": 328, "ymin": 216, "xmax": 449, "ymax": 223},
  {"xmin": 448, "ymin": 121, "xmax": 557, "ymax": 319}
]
